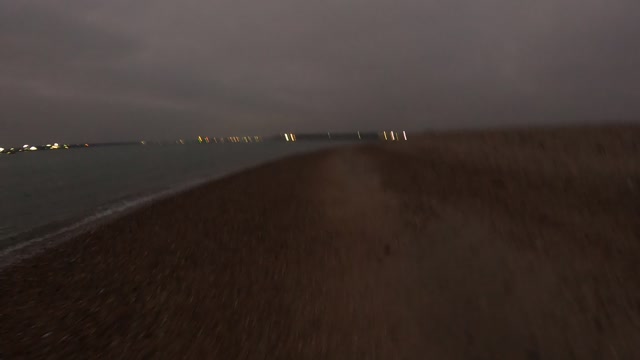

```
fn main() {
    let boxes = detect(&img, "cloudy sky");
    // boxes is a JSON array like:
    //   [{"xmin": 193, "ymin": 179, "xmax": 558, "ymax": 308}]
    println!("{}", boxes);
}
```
[{"xmin": 1, "ymin": 0, "xmax": 639, "ymax": 145}]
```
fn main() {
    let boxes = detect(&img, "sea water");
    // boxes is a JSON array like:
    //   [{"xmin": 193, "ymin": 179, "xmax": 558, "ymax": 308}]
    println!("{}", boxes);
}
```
[{"xmin": 0, "ymin": 142, "xmax": 333, "ymax": 252}]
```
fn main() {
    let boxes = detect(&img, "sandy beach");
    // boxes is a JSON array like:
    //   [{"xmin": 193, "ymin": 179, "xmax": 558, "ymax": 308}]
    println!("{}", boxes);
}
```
[{"xmin": 1, "ymin": 125, "xmax": 639, "ymax": 359}]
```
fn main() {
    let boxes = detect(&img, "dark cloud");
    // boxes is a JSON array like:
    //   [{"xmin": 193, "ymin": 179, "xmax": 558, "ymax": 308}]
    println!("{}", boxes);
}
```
[{"xmin": 1, "ymin": 0, "xmax": 639, "ymax": 145}]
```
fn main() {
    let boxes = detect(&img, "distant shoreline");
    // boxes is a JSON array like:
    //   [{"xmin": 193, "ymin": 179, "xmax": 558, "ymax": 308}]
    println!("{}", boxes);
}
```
[{"xmin": 0, "ymin": 131, "xmax": 390, "ymax": 156}]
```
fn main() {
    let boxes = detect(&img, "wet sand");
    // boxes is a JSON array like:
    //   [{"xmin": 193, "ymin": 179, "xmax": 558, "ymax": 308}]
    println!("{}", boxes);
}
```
[{"xmin": 1, "ymin": 125, "xmax": 639, "ymax": 359}]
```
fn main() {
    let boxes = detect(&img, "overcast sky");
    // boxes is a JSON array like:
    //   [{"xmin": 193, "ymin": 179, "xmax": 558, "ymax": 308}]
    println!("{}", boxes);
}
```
[{"xmin": 1, "ymin": 0, "xmax": 639, "ymax": 145}]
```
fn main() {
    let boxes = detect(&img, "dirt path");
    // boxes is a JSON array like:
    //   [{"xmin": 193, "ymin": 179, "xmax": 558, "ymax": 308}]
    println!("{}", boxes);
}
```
[{"xmin": 298, "ymin": 148, "xmax": 431, "ymax": 358}]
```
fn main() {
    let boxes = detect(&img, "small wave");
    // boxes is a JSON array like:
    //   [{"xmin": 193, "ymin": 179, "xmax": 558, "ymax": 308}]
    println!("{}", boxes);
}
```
[
  {"xmin": 0, "ymin": 227, "xmax": 20, "ymax": 244},
  {"xmin": 0, "ymin": 176, "xmax": 214, "ymax": 269}
]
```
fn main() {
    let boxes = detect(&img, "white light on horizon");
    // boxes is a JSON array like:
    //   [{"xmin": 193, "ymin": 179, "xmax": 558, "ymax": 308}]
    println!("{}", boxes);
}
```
[
  {"xmin": 391, "ymin": 131, "xmax": 395, "ymax": 141},
  {"xmin": 403, "ymin": 131, "xmax": 407, "ymax": 141},
  {"xmin": 284, "ymin": 133, "xmax": 289, "ymax": 141},
  {"xmin": 29, "ymin": 146, "xmax": 38, "ymax": 151},
  {"xmin": 0, "ymin": 147, "xmax": 4, "ymax": 152}
]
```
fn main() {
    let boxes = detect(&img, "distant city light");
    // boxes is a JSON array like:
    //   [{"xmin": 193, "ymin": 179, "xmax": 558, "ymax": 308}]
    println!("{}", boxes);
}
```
[
  {"xmin": 2, "ymin": 131, "xmax": 400, "ymax": 156},
  {"xmin": 403, "ymin": 131, "xmax": 408, "ymax": 141}
]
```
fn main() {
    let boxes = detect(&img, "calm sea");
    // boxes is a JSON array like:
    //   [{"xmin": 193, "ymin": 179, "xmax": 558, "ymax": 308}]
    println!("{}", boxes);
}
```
[{"xmin": 0, "ymin": 142, "xmax": 332, "ymax": 252}]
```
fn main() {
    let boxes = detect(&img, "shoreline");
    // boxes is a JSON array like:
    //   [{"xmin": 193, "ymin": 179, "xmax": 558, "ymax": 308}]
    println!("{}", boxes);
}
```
[
  {"xmin": 0, "ymin": 177, "xmax": 212, "ymax": 270},
  {"xmin": 0, "ymin": 145, "xmax": 341, "ymax": 270},
  {"xmin": 1, "ymin": 125, "xmax": 638, "ymax": 358}
]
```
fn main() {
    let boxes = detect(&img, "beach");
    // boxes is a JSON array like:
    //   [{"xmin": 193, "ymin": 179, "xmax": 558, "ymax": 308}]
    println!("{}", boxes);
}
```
[{"xmin": 1, "ymin": 125, "xmax": 639, "ymax": 359}]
